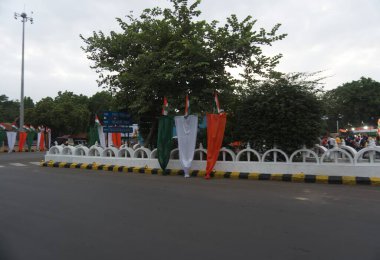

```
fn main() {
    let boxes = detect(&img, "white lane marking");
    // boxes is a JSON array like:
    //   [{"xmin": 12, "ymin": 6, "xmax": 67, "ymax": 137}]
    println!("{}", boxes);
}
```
[
  {"xmin": 295, "ymin": 197, "xmax": 309, "ymax": 201},
  {"xmin": 9, "ymin": 163, "xmax": 27, "ymax": 167},
  {"xmin": 0, "ymin": 165, "xmax": 4, "ymax": 168},
  {"xmin": 29, "ymin": 162, "xmax": 41, "ymax": 166}
]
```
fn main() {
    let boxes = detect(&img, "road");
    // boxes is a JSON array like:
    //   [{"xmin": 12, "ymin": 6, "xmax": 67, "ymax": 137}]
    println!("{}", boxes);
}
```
[{"xmin": 0, "ymin": 152, "xmax": 380, "ymax": 260}]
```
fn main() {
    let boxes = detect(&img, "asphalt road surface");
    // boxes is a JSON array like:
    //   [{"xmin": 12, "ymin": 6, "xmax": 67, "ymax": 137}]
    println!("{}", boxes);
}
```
[{"xmin": 0, "ymin": 152, "xmax": 380, "ymax": 260}]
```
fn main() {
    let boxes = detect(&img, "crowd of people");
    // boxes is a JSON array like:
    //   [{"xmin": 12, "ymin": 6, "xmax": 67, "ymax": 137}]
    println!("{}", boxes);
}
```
[{"xmin": 321, "ymin": 134, "xmax": 379, "ymax": 151}]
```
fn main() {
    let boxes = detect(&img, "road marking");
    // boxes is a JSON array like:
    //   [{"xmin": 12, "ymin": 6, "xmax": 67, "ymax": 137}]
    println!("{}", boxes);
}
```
[
  {"xmin": 0, "ymin": 165, "xmax": 4, "ymax": 168},
  {"xmin": 29, "ymin": 162, "xmax": 41, "ymax": 166},
  {"xmin": 9, "ymin": 163, "xmax": 27, "ymax": 167},
  {"xmin": 295, "ymin": 197, "xmax": 309, "ymax": 201}
]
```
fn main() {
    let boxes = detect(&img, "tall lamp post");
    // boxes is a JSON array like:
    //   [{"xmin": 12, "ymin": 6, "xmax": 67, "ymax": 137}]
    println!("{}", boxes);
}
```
[{"xmin": 14, "ymin": 11, "xmax": 33, "ymax": 131}]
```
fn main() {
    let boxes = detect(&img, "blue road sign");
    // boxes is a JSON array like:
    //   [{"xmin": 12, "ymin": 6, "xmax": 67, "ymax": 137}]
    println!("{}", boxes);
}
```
[{"xmin": 103, "ymin": 126, "xmax": 133, "ymax": 133}]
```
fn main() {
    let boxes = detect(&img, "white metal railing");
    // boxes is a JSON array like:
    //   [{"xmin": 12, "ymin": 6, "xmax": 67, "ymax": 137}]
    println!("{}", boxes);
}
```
[{"xmin": 47, "ymin": 144, "xmax": 380, "ymax": 165}]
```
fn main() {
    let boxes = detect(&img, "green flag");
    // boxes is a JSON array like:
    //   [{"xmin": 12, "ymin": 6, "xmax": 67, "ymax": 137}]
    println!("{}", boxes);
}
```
[
  {"xmin": 157, "ymin": 116, "xmax": 174, "ymax": 171},
  {"xmin": 0, "ymin": 130, "xmax": 5, "ymax": 149},
  {"xmin": 26, "ymin": 131, "xmax": 36, "ymax": 151},
  {"xmin": 88, "ymin": 126, "xmax": 99, "ymax": 146}
]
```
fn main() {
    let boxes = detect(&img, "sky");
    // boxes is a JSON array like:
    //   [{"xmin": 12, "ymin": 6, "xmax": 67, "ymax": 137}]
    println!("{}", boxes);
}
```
[{"xmin": 1, "ymin": 0, "xmax": 379, "ymax": 102}]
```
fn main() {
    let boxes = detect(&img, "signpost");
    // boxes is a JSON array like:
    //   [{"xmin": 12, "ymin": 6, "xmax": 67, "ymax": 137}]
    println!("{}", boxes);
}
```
[{"xmin": 102, "ymin": 112, "xmax": 133, "ymax": 145}]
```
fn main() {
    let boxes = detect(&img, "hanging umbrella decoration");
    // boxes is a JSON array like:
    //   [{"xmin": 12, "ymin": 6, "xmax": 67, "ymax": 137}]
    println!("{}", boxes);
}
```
[
  {"xmin": 205, "ymin": 92, "xmax": 227, "ymax": 179},
  {"xmin": 174, "ymin": 94, "xmax": 198, "ymax": 178},
  {"xmin": 157, "ymin": 97, "xmax": 175, "ymax": 172}
]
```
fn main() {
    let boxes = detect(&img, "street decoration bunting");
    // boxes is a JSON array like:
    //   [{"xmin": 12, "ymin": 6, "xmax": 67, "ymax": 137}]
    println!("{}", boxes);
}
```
[
  {"xmin": 46, "ymin": 128, "xmax": 52, "ymax": 149},
  {"xmin": 94, "ymin": 115, "xmax": 106, "ymax": 147},
  {"xmin": 205, "ymin": 92, "xmax": 227, "ymax": 179},
  {"xmin": 0, "ymin": 123, "xmax": 6, "ymax": 131},
  {"xmin": 6, "ymin": 132, "xmax": 17, "ymax": 153},
  {"xmin": 0, "ymin": 129, "xmax": 5, "ymax": 147},
  {"xmin": 185, "ymin": 94, "xmax": 190, "ymax": 116},
  {"xmin": 175, "ymin": 115, "xmax": 198, "ymax": 178},
  {"xmin": 37, "ymin": 126, "xmax": 45, "ymax": 151},
  {"xmin": 95, "ymin": 114, "xmax": 101, "ymax": 126},
  {"xmin": 162, "ymin": 97, "xmax": 169, "ymax": 116},
  {"xmin": 18, "ymin": 132, "xmax": 27, "ymax": 152},
  {"xmin": 107, "ymin": 132, "xmax": 113, "ymax": 147},
  {"xmin": 26, "ymin": 130, "xmax": 35, "ymax": 151},
  {"xmin": 112, "ymin": 133, "xmax": 122, "ymax": 148},
  {"xmin": 11, "ymin": 122, "xmax": 18, "ymax": 131},
  {"xmin": 174, "ymin": 95, "xmax": 198, "ymax": 177},
  {"xmin": 157, "ymin": 97, "xmax": 174, "ymax": 171}
]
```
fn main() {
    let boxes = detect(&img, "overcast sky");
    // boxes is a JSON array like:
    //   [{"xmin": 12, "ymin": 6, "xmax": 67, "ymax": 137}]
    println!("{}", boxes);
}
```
[{"xmin": 1, "ymin": 0, "xmax": 379, "ymax": 102}]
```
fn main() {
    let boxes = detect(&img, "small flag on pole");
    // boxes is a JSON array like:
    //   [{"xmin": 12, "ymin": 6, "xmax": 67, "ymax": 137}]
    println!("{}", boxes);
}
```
[
  {"xmin": 95, "ymin": 114, "xmax": 101, "ymax": 126},
  {"xmin": 30, "ymin": 125, "xmax": 36, "ymax": 132},
  {"xmin": 214, "ymin": 92, "xmax": 223, "ymax": 113},
  {"xmin": 0, "ymin": 123, "xmax": 6, "ymax": 130},
  {"xmin": 23, "ymin": 125, "xmax": 30, "ymax": 131},
  {"xmin": 162, "ymin": 97, "xmax": 169, "ymax": 116},
  {"xmin": 11, "ymin": 122, "xmax": 18, "ymax": 131},
  {"xmin": 185, "ymin": 94, "xmax": 190, "ymax": 116}
]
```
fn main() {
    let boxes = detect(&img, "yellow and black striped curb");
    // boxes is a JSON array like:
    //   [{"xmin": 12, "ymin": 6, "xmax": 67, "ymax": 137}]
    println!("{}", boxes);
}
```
[
  {"xmin": 0, "ymin": 150, "xmax": 38, "ymax": 153},
  {"xmin": 40, "ymin": 161, "xmax": 380, "ymax": 186}
]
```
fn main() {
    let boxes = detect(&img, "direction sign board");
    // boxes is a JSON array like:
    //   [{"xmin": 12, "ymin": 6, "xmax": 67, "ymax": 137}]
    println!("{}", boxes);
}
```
[
  {"xmin": 102, "ymin": 126, "xmax": 133, "ymax": 133},
  {"xmin": 103, "ymin": 111, "xmax": 132, "ymax": 126}
]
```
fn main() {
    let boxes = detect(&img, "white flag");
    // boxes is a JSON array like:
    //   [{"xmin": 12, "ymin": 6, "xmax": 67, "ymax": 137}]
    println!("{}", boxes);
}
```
[{"xmin": 174, "ymin": 115, "xmax": 198, "ymax": 177}]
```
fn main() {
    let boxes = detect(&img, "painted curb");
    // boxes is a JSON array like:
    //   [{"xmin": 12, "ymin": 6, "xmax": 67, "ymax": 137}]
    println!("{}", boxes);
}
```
[
  {"xmin": 40, "ymin": 161, "xmax": 380, "ymax": 186},
  {"xmin": 0, "ymin": 150, "xmax": 38, "ymax": 153}
]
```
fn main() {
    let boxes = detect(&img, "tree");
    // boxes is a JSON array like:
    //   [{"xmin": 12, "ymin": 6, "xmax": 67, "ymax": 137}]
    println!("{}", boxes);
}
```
[
  {"xmin": 88, "ymin": 91, "xmax": 115, "ymax": 119},
  {"xmin": 235, "ymin": 74, "xmax": 324, "ymax": 154},
  {"xmin": 30, "ymin": 92, "xmax": 90, "ymax": 136},
  {"xmin": 81, "ymin": 0, "xmax": 286, "ymax": 146},
  {"xmin": 0, "ymin": 95, "xmax": 19, "ymax": 123},
  {"xmin": 323, "ymin": 77, "xmax": 380, "ymax": 130}
]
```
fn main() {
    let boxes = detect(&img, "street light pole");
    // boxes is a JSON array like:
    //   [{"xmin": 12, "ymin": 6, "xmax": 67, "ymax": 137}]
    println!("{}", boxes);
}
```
[{"xmin": 14, "ymin": 11, "xmax": 33, "ymax": 131}]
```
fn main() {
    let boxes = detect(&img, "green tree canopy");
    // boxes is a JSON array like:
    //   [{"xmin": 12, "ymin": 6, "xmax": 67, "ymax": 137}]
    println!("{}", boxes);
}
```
[
  {"xmin": 323, "ymin": 77, "xmax": 380, "ymax": 130},
  {"xmin": 81, "ymin": 0, "xmax": 286, "ymax": 145},
  {"xmin": 29, "ymin": 91, "xmax": 90, "ymax": 136},
  {"xmin": 235, "ymin": 74, "xmax": 324, "ymax": 153},
  {"xmin": 0, "ymin": 95, "xmax": 19, "ymax": 123}
]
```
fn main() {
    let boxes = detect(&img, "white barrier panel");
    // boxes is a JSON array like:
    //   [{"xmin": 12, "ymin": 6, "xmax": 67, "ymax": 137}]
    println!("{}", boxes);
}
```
[{"xmin": 45, "ymin": 144, "xmax": 380, "ymax": 178}]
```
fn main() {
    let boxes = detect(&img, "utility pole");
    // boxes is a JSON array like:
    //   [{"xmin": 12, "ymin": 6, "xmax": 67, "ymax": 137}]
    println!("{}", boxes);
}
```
[{"xmin": 14, "ymin": 11, "xmax": 33, "ymax": 131}]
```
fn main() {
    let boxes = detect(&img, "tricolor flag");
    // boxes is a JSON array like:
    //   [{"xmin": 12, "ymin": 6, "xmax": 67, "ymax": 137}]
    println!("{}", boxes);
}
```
[
  {"xmin": 30, "ymin": 125, "xmax": 36, "ymax": 132},
  {"xmin": 23, "ymin": 125, "xmax": 30, "ymax": 131},
  {"xmin": 214, "ymin": 92, "xmax": 223, "ymax": 113},
  {"xmin": 0, "ymin": 123, "xmax": 6, "ymax": 130},
  {"xmin": 95, "ymin": 114, "xmax": 101, "ymax": 126},
  {"xmin": 11, "ymin": 122, "xmax": 18, "ymax": 131},
  {"xmin": 162, "ymin": 97, "xmax": 169, "ymax": 116},
  {"xmin": 185, "ymin": 94, "xmax": 190, "ymax": 116}
]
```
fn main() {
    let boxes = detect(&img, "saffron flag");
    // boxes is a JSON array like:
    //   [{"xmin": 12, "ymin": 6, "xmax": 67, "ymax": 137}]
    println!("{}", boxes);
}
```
[
  {"xmin": 112, "ymin": 133, "xmax": 122, "ymax": 148},
  {"xmin": 18, "ymin": 132, "xmax": 27, "ymax": 152},
  {"xmin": 205, "ymin": 92, "xmax": 226, "ymax": 179},
  {"xmin": 205, "ymin": 113, "xmax": 227, "ymax": 179}
]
